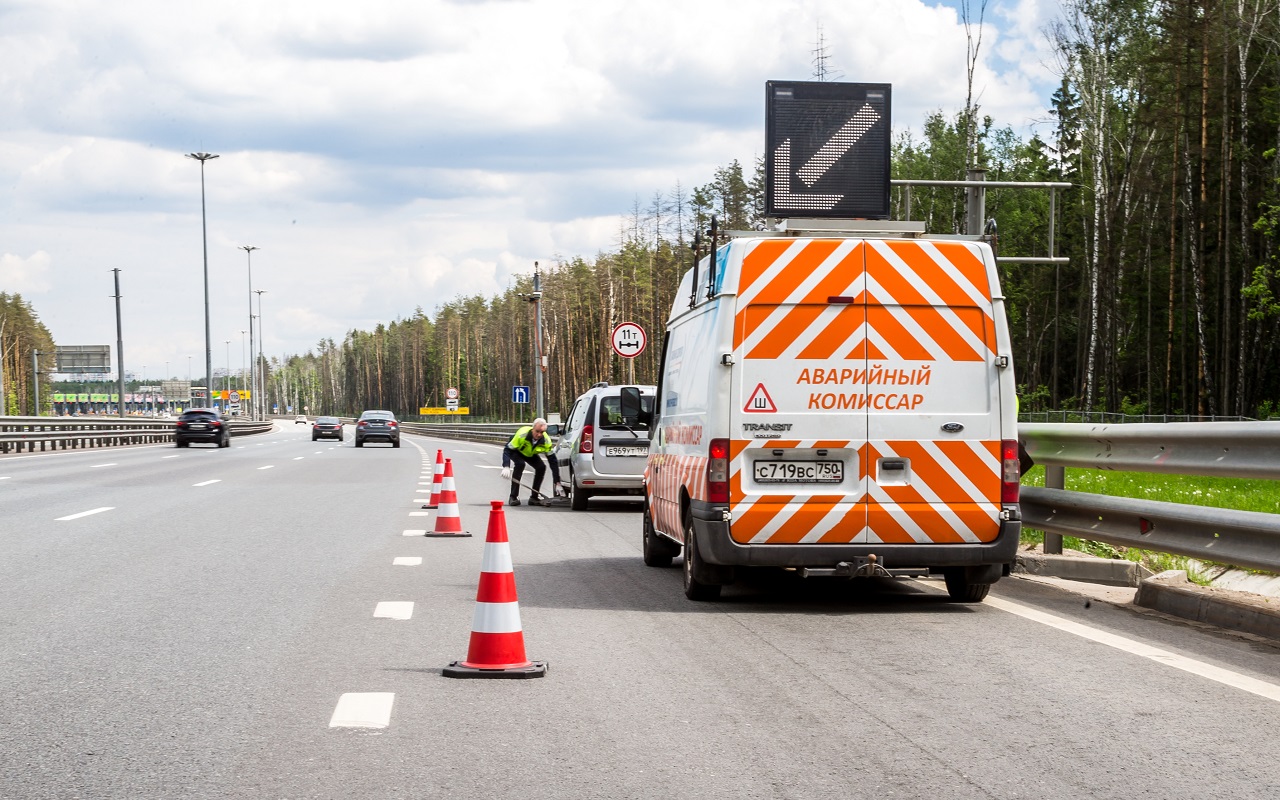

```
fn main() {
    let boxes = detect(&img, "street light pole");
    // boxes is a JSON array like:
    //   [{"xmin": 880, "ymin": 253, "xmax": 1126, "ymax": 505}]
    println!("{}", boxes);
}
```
[
  {"xmin": 255, "ymin": 289, "xmax": 267, "ymax": 417},
  {"xmin": 224, "ymin": 340, "xmax": 231, "ymax": 408},
  {"xmin": 32, "ymin": 350, "xmax": 40, "ymax": 416},
  {"xmin": 112, "ymin": 269, "xmax": 124, "ymax": 417},
  {"xmin": 185, "ymin": 152, "xmax": 219, "ymax": 416},
  {"xmin": 528, "ymin": 263, "xmax": 546, "ymax": 421},
  {"xmin": 239, "ymin": 245, "xmax": 259, "ymax": 419}
]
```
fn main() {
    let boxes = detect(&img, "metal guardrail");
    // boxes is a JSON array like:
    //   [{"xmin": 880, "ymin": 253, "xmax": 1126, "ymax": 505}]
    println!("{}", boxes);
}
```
[
  {"xmin": 1018, "ymin": 421, "xmax": 1280, "ymax": 572},
  {"xmin": 398, "ymin": 422, "xmax": 520, "ymax": 444},
  {"xmin": 0, "ymin": 416, "xmax": 274, "ymax": 454}
]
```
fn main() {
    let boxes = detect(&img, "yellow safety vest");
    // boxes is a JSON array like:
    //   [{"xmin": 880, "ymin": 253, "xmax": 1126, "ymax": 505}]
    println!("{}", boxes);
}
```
[{"xmin": 507, "ymin": 425, "xmax": 552, "ymax": 457}]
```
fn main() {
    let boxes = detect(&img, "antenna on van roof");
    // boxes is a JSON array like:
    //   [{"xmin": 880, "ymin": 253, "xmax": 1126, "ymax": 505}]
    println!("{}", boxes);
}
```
[
  {"xmin": 689, "ymin": 229, "xmax": 702, "ymax": 308},
  {"xmin": 706, "ymin": 216, "xmax": 719, "ymax": 301}
]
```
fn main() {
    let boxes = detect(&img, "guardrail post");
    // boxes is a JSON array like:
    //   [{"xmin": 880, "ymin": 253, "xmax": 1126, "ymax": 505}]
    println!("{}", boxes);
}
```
[{"xmin": 1044, "ymin": 465, "xmax": 1065, "ymax": 554}]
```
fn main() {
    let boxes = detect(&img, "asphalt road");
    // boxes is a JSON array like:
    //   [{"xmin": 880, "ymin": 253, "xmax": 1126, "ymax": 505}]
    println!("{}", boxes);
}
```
[{"xmin": 2, "ymin": 423, "xmax": 1279, "ymax": 799}]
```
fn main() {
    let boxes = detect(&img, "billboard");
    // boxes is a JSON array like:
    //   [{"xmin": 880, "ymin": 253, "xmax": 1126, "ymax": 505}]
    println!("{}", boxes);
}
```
[
  {"xmin": 764, "ymin": 81, "xmax": 891, "ymax": 219},
  {"xmin": 55, "ymin": 345, "xmax": 112, "ymax": 374}
]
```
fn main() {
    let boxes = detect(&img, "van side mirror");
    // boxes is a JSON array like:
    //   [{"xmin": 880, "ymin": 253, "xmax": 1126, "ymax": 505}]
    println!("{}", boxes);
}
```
[{"xmin": 620, "ymin": 387, "xmax": 641, "ymax": 422}]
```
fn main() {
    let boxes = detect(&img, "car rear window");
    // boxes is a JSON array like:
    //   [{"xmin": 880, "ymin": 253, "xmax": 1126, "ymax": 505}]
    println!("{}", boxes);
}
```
[{"xmin": 598, "ymin": 396, "xmax": 652, "ymax": 431}]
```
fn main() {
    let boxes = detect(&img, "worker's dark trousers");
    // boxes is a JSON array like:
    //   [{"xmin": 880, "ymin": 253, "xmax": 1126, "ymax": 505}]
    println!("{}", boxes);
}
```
[{"xmin": 507, "ymin": 449, "xmax": 548, "ymax": 499}]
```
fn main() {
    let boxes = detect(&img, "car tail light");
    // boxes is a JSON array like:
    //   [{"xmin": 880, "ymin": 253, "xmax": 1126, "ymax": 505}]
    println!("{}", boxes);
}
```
[
  {"xmin": 580, "ymin": 424, "xmax": 594, "ymax": 454},
  {"xmin": 1001, "ymin": 439, "xmax": 1020, "ymax": 503},
  {"xmin": 388, "ymin": 421, "xmax": 397, "ymax": 427},
  {"xmin": 358, "ymin": 421, "xmax": 368, "ymax": 428},
  {"xmin": 176, "ymin": 420, "xmax": 187, "ymax": 428},
  {"xmin": 708, "ymin": 438, "xmax": 729, "ymax": 503},
  {"xmin": 212, "ymin": 420, "xmax": 222, "ymax": 427}
]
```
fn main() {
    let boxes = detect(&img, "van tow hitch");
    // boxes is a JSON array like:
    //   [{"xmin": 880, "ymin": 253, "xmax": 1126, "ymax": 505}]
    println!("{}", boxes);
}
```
[{"xmin": 801, "ymin": 555, "xmax": 893, "ymax": 579}]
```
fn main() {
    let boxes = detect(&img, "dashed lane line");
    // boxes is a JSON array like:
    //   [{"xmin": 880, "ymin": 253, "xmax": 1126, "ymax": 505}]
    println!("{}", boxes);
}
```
[
  {"xmin": 258, "ymin": 465, "xmax": 274, "ymax": 470},
  {"xmin": 293, "ymin": 457, "xmax": 304, "ymax": 460},
  {"xmin": 393, "ymin": 557, "xmax": 422, "ymax": 566},
  {"xmin": 403, "ymin": 529, "xmax": 427, "ymax": 536},
  {"xmin": 329, "ymin": 693, "xmax": 394, "ymax": 729},
  {"xmin": 193, "ymin": 479, "xmax": 222, "ymax": 487},
  {"xmin": 56, "ymin": 507, "xmax": 114, "ymax": 521},
  {"xmin": 90, "ymin": 463, "xmax": 117, "ymax": 468},
  {"xmin": 984, "ymin": 596, "xmax": 1280, "ymax": 704},
  {"xmin": 373, "ymin": 602, "xmax": 414, "ymax": 620},
  {"xmin": 408, "ymin": 511, "xmax": 430, "ymax": 516},
  {"xmin": 162, "ymin": 455, "xmax": 180, "ymax": 459}
]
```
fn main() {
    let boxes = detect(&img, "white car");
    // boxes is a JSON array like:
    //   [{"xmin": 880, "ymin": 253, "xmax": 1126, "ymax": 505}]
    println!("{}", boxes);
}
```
[{"xmin": 294, "ymin": 415, "xmax": 307, "ymax": 424}]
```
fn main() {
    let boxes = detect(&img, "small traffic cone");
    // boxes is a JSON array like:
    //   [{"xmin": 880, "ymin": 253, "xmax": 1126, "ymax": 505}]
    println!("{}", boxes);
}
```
[
  {"xmin": 422, "ymin": 449, "xmax": 445, "ymax": 508},
  {"xmin": 444, "ymin": 501, "xmax": 546, "ymax": 679},
  {"xmin": 424, "ymin": 458, "xmax": 471, "ymax": 538}
]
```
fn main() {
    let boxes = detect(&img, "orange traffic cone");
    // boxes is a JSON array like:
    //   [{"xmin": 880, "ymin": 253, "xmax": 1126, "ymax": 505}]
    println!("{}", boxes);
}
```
[
  {"xmin": 444, "ymin": 501, "xmax": 546, "ymax": 679},
  {"xmin": 424, "ymin": 458, "xmax": 471, "ymax": 538},
  {"xmin": 422, "ymin": 449, "xmax": 444, "ymax": 509}
]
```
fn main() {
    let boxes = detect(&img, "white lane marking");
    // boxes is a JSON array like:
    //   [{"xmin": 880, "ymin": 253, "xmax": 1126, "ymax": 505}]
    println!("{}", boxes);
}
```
[
  {"xmin": 403, "ymin": 529, "xmax": 427, "ymax": 536},
  {"xmin": 329, "ymin": 692, "xmax": 394, "ymax": 729},
  {"xmin": 0, "ymin": 476, "xmax": 10, "ymax": 480},
  {"xmin": 393, "ymin": 557, "xmax": 422, "ymax": 566},
  {"xmin": 56, "ymin": 507, "xmax": 114, "ymax": 521},
  {"xmin": 162, "ymin": 455, "xmax": 180, "ymax": 459},
  {"xmin": 985, "ymin": 596, "xmax": 1280, "ymax": 704},
  {"xmin": 315, "ymin": 451, "xmax": 323, "ymax": 454},
  {"xmin": 90, "ymin": 463, "xmax": 117, "ymax": 468},
  {"xmin": 408, "ymin": 511, "xmax": 430, "ymax": 516},
  {"xmin": 256, "ymin": 443, "xmax": 264, "ymax": 446},
  {"xmin": 193, "ymin": 479, "xmax": 222, "ymax": 487},
  {"xmin": 293, "ymin": 457, "xmax": 304, "ymax": 460},
  {"xmin": 454, "ymin": 450, "xmax": 485, "ymax": 454},
  {"xmin": 476, "ymin": 465, "xmax": 502, "ymax": 469},
  {"xmin": 415, "ymin": 489, "xmax": 431, "ymax": 493},
  {"xmin": 374, "ymin": 601, "xmax": 414, "ymax": 620},
  {"xmin": 258, "ymin": 465, "xmax": 274, "ymax": 470}
]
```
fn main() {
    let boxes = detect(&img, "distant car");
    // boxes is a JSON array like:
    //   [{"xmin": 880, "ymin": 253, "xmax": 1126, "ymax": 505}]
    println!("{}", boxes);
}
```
[
  {"xmin": 174, "ymin": 408, "xmax": 231, "ymax": 448},
  {"xmin": 294, "ymin": 414, "xmax": 307, "ymax": 424},
  {"xmin": 355, "ymin": 410, "xmax": 400, "ymax": 448},
  {"xmin": 312, "ymin": 416, "xmax": 343, "ymax": 441},
  {"xmin": 553, "ymin": 382, "xmax": 655, "ymax": 510}
]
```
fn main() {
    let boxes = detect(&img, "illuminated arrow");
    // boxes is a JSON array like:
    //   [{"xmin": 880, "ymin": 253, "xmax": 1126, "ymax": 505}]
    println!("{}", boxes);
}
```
[
  {"xmin": 772, "ymin": 139, "xmax": 843, "ymax": 211},
  {"xmin": 797, "ymin": 103, "xmax": 881, "ymax": 187}
]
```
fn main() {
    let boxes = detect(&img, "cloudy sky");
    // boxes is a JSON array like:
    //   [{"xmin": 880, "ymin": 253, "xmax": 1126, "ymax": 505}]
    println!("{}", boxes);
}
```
[{"xmin": 0, "ymin": 0, "xmax": 1064, "ymax": 382}]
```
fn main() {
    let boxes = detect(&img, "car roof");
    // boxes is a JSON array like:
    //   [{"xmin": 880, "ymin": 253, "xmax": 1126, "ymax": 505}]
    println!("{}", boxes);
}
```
[{"xmin": 359, "ymin": 410, "xmax": 395, "ymax": 417}]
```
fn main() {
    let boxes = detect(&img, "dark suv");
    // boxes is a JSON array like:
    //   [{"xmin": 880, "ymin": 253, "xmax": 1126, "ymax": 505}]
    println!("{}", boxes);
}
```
[
  {"xmin": 312, "ymin": 416, "xmax": 343, "ymax": 441},
  {"xmin": 175, "ymin": 408, "xmax": 231, "ymax": 448},
  {"xmin": 355, "ymin": 410, "xmax": 400, "ymax": 447}
]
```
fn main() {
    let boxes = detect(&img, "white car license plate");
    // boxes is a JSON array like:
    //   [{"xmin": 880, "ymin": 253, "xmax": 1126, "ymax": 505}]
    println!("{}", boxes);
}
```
[
  {"xmin": 191, "ymin": 424, "xmax": 207, "ymax": 430},
  {"xmin": 753, "ymin": 460, "xmax": 843, "ymax": 484},
  {"xmin": 604, "ymin": 446, "xmax": 648, "ymax": 457}
]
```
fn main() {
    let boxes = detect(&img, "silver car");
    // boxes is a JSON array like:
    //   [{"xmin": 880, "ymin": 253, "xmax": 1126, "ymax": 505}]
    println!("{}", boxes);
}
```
[{"xmin": 554, "ymin": 382, "xmax": 655, "ymax": 510}]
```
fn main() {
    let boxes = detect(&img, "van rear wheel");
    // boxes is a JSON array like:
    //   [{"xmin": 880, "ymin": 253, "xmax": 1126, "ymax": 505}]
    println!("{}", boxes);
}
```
[
  {"xmin": 642, "ymin": 506, "xmax": 678, "ymax": 567},
  {"xmin": 569, "ymin": 469, "xmax": 590, "ymax": 510},
  {"xmin": 682, "ymin": 515, "xmax": 721, "ymax": 601},
  {"xmin": 943, "ymin": 569, "xmax": 991, "ymax": 602}
]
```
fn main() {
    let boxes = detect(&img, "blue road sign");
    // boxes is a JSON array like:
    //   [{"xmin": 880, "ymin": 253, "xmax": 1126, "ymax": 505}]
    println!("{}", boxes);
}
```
[{"xmin": 513, "ymin": 385, "xmax": 531, "ymax": 404}]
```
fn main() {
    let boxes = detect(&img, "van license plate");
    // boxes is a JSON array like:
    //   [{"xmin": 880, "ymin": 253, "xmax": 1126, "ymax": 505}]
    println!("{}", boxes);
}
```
[
  {"xmin": 605, "ymin": 446, "xmax": 648, "ymax": 457},
  {"xmin": 753, "ymin": 460, "xmax": 843, "ymax": 483}
]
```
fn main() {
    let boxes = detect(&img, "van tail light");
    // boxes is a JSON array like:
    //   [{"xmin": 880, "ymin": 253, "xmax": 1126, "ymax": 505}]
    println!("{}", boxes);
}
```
[
  {"xmin": 581, "ymin": 424, "xmax": 594, "ymax": 454},
  {"xmin": 1001, "ymin": 439, "xmax": 1020, "ymax": 503},
  {"xmin": 708, "ymin": 438, "xmax": 730, "ymax": 503}
]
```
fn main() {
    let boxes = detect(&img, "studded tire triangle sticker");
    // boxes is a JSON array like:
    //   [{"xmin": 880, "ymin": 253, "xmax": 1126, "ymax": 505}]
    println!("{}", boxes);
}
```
[{"xmin": 744, "ymin": 383, "xmax": 777, "ymax": 413}]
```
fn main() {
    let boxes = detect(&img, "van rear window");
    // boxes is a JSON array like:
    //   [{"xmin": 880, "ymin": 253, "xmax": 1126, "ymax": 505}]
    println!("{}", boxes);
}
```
[{"xmin": 599, "ymin": 396, "xmax": 652, "ymax": 431}]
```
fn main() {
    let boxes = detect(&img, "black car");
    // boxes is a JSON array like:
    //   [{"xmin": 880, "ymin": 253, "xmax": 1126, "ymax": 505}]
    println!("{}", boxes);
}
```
[
  {"xmin": 355, "ymin": 410, "xmax": 399, "ymax": 447},
  {"xmin": 175, "ymin": 408, "xmax": 231, "ymax": 448},
  {"xmin": 312, "ymin": 416, "xmax": 344, "ymax": 441}
]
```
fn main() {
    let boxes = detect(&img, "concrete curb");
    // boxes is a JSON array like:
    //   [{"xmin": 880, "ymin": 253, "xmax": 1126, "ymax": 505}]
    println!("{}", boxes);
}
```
[
  {"xmin": 1134, "ymin": 570, "xmax": 1280, "ymax": 642},
  {"xmin": 1015, "ymin": 552, "xmax": 1154, "ymax": 587}
]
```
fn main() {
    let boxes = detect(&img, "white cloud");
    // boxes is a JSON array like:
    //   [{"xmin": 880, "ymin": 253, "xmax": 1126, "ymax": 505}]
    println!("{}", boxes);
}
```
[{"xmin": 0, "ymin": 251, "xmax": 53, "ymax": 293}]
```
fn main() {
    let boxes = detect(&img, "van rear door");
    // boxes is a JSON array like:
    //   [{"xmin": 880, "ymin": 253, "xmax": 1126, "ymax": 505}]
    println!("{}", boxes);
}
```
[
  {"xmin": 862, "ymin": 240, "xmax": 1002, "ymax": 544},
  {"xmin": 729, "ymin": 238, "xmax": 871, "ymax": 545}
]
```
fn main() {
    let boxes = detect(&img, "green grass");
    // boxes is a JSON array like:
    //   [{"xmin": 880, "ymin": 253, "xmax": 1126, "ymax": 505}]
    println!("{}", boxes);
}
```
[{"xmin": 1017, "ymin": 465, "xmax": 1280, "ymax": 585}]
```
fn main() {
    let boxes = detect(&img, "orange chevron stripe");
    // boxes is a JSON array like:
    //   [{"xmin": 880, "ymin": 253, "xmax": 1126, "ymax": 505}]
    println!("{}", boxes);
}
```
[
  {"xmin": 879, "ymin": 441, "xmax": 975, "ymax": 503},
  {"xmin": 762, "ymin": 497, "xmax": 846, "ymax": 544},
  {"xmin": 865, "ymin": 306, "xmax": 934, "ymax": 360},
  {"xmin": 936, "ymin": 439, "xmax": 1001, "ymax": 501},
  {"xmin": 796, "ymin": 304, "xmax": 864, "ymax": 359},
  {"xmin": 816, "ymin": 502, "xmax": 868, "ymax": 543},
  {"xmin": 730, "ymin": 501, "xmax": 794, "ymax": 543},
  {"xmin": 735, "ymin": 240, "xmax": 843, "ymax": 346},
  {"xmin": 881, "ymin": 241, "xmax": 985, "ymax": 307},
  {"xmin": 865, "ymin": 499, "xmax": 920, "ymax": 543},
  {"xmin": 847, "ymin": 340, "xmax": 888, "ymax": 359},
  {"xmin": 746, "ymin": 304, "xmax": 826, "ymax": 359}
]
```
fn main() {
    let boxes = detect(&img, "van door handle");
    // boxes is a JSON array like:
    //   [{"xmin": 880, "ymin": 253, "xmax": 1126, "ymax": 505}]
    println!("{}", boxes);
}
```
[{"xmin": 880, "ymin": 460, "xmax": 906, "ymax": 472}]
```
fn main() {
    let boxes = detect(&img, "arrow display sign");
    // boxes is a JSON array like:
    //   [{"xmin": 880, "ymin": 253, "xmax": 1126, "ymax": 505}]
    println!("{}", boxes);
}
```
[{"xmin": 765, "ymin": 81, "xmax": 891, "ymax": 219}]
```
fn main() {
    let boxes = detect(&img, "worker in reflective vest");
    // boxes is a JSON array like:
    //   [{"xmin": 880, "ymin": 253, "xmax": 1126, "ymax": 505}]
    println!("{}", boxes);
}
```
[{"xmin": 501, "ymin": 417, "xmax": 563, "ymax": 506}]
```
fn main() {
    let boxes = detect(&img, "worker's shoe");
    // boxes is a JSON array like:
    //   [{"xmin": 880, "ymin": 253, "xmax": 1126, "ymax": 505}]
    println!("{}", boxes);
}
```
[
  {"xmin": 527, "ymin": 495, "xmax": 545, "ymax": 507},
  {"xmin": 507, "ymin": 496, "xmax": 521, "ymax": 507}
]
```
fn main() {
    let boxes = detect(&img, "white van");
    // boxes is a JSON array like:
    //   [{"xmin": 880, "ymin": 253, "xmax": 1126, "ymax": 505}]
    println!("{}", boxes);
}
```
[
  {"xmin": 553, "ymin": 382, "xmax": 656, "ymax": 509},
  {"xmin": 636, "ymin": 223, "xmax": 1022, "ymax": 601}
]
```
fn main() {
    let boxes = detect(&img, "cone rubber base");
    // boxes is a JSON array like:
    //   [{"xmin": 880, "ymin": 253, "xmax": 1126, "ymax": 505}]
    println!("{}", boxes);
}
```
[
  {"xmin": 423, "ymin": 531, "xmax": 472, "ymax": 538},
  {"xmin": 421, "ymin": 504, "xmax": 438, "ymax": 509},
  {"xmin": 443, "ymin": 660, "xmax": 547, "ymax": 679}
]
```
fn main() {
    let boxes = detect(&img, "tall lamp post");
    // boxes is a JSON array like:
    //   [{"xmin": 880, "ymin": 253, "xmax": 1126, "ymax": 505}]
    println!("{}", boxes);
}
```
[
  {"xmin": 224, "ymin": 340, "xmax": 231, "ymax": 408},
  {"xmin": 111, "ymin": 269, "xmax": 124, "ymax": 417},
  {"xmin": 239, "ymin": 330, "xmax": 247, "ymax": 394},
  {"xmin": 239, "ymin": 245, "xmax": 259, "ymax": 419},
  {"xmin": 185, "ymin": 152, "xmax": 219, "ymax": 415},
  {"xmin": 255, "ymin": 289, "xmax": 267, "ymax": 417}
]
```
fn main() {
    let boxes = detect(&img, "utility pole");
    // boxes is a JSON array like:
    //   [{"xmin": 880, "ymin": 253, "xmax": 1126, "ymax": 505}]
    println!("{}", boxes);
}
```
[
  {"xmin": 112, "ymin": 269, "xmax": 125, "ymax": 417},
  {"xmin": 239, "ymin": 245, "xmax": 259, "ymax": 419},
  {"xmin": 527, "ymin": 263, "xmax": 545, "ymax": 421},
  {"xmin": 185, "ymin": 152, "xmax": 219, "ymax": 413},
  {"xmin": 256, "ymin": 289, "xmax": 267, "ymax": 417},
  {"xmin": 32, "ymin": 350, "xmax": 40, "ymax": 416}
]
